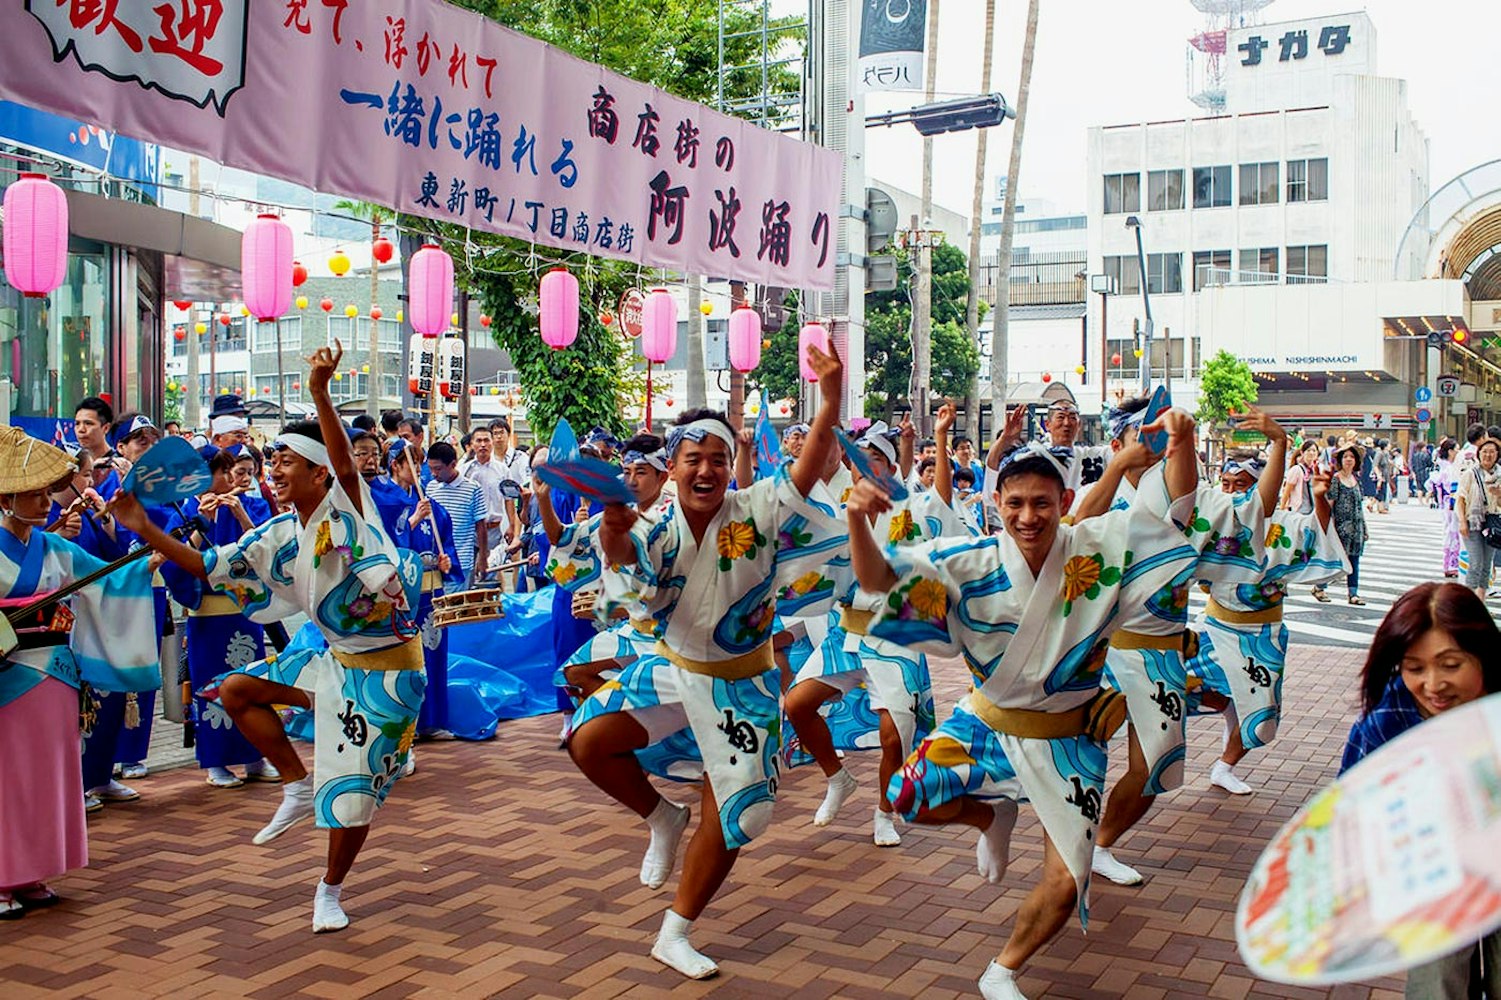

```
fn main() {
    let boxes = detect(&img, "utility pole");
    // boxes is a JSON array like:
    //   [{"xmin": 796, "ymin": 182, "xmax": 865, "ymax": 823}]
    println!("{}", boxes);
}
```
[
  {"xmin": 184, "ymin": 155, "xmax": 202, "ymax": 430},
  {"xmin": 728, "ymin": 280, "xmax": 747, "ymax": 429},
  {"xmin": 910, "ymin": 0, "xmax": 940, "ymax": 435},
  {"xmin": 686, "ymin": 276, "xmax": 707, "ymax": 410}
]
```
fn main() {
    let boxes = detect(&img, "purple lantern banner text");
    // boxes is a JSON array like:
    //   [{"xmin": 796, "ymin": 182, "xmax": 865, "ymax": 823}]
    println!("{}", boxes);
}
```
[{"xmin": 0, "ymin": 1, "xmax": 841, "ymax": 289}]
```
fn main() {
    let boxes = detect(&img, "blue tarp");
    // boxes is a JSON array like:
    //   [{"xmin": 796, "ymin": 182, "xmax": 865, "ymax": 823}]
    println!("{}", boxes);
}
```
[{"xmin": 282, "ymin": 588, "xmax": 562, "ymax": 742}]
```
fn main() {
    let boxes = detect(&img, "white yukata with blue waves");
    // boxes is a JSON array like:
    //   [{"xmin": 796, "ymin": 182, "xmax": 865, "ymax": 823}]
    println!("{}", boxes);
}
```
[
  {"xmin": 874, "ymin": 478, "xmax": 1194, "ymax": 926},
  {"xmin": 1083, "ymin": 467, "xmax": 1267, "ymax": 795},
  {"xmin": 561, "ymin": 467, "xmax": 845, "ymax": 850},
  {"xmin": 1187, "ymin": 503, "xmax": 1349, "ymax": 751},
  {"xmin": 789, "ymin": 485, "xmax": 968, "ymax": 765},
  {"xmin": 199, "ymin": 478, "xmax": 424, "ymax": 829}
]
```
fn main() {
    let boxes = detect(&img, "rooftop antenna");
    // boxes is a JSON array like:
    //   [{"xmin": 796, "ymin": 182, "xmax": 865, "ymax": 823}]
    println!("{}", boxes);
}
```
[{"xmin": 1186, "ymin": 0, "xmax": 1276, "ymax": 113}]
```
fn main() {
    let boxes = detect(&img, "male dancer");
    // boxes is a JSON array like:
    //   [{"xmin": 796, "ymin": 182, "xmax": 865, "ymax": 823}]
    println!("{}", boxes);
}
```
[
  {"xmin": 846, "ymin": 411, "xmax": 1199, "ymax": 1000},
  {"xmin": 784, "ymin": 409, "xmax": 962, "ymax": 847},
  {"xmin": 555, "ymin": 345, "xmax": 846, "ymax": 978},
  {"xmin": 114, "ymin": 341, "xmax": 423, "ymax": 933}
]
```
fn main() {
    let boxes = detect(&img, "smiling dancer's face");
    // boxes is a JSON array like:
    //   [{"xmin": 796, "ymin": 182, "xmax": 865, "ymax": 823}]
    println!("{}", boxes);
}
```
[{"xmin": 670, "ymin": 437, "xmax": 732, "ymax": 515}]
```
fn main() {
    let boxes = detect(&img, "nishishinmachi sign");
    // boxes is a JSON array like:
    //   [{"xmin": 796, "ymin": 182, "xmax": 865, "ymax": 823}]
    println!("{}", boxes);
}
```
[{"xmin": 0, "ymin": 1, "xmax": 841, "ymax": 288}]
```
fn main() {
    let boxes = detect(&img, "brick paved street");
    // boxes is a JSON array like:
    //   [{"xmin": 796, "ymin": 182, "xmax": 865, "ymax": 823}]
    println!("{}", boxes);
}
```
[{"xmin": 1, "ymin": 644, "xmax": 1403, "ymax": 999}]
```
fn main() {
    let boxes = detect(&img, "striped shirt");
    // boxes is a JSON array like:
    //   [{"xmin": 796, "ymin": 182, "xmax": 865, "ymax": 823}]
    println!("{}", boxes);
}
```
[{"xmin": 426, "ymin": 475, "xmax": 487, "ymax": 574}]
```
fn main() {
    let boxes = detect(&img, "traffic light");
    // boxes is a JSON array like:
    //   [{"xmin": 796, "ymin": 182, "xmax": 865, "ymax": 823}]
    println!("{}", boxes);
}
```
[
  {"xmin": 1428, "ymin": 330, "xmax": 1457, "ymax": 349},
  {"xmin": 1452, "ymin": 328, "xmax": 1470, "ymax": 346}
]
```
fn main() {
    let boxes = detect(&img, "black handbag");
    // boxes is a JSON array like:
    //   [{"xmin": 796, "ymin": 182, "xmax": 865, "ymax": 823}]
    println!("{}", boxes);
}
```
[{"xmin": 1475, "ymin": 469, "xmax": 1501, "ymax": 548}]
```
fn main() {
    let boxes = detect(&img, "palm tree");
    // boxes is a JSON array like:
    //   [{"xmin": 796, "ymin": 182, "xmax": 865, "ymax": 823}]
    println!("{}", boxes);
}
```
[
  {"xmin": 963, "ymin": 0, "xmax": 998, "ymax": 437},
  {"xmin": 334, "ymin": 200, "xmax": 392, "ymax": 420},
  {"xmin": 989, "ymin": 0, "xmax": 1039, "ymax": 432}
]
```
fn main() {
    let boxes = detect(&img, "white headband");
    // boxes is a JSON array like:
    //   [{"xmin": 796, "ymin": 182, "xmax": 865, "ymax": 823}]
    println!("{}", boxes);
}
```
[
  {"xmin": 996, "ymin": 440, "xmax": 1073, "ymax": 481},
  {"xmin": 1222, "ymin": 459, "xmax": 1264, "ymax": 482},
  {"xmin": 211, "ymin": 415, "xmax": 248, "ymax": 435},
  {"xmin": 666, "ymin": 418, "xmax": 737, "ymax": 457},
  {"xmin": 273, "ymin": 433, "xmax": 330, "ymax": 470},
  {"xmin": 623, "ymin": 448, "xmax": 668, "ymax": 471},
  {"xmin": 856, "ymin": 420, "xmax": 898, "ymax": 465}
]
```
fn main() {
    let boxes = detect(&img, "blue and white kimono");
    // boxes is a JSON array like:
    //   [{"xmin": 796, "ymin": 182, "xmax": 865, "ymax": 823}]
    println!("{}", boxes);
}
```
[
  {"xmin": 557, "ymin": 467, "xmax": 845, "ymax": 849},
  {"xmin": 199, "ymin": 477, "xmax": 424, "ymax": 828},
  {"xmin": 0, "ymin": 528, "xmax": 159, "ymax": 708},
  {"xmin": 1187, "ymin": 504, "xmax": 1349, "ymax": 750},
  {"xmin": 370, "ymin": 475, "xmax": 464, "ymax": 734},
  {"xmin": 161, "ymin": 495, "xmax": 274, "ymax": 770},
  {"xmin": 1083, "ymin": 468, "xmax": 1266, "ymax": 795},
  {"xmin": 789, "ymin": 487, "xmax": 965, "ymax": 764},
  {"xmin": 874, "ymin": 482, "xmax": 1193, "ymax": 925}
]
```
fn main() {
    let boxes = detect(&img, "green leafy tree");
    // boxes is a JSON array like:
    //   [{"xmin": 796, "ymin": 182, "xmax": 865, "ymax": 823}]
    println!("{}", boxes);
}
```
[
  {"xmin": 864, "ymin": 244, "xmax": 982, "ymax": 419},
  {"xmin": 1196, "ymin": 349, "xmax": 1258, "ymax": 430},
  {"xmin": 163, "ymin": 381, "xmax": 183, "ymax": 426}
]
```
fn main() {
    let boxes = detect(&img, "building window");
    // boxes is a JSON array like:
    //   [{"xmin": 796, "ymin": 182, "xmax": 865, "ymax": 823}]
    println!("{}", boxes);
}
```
[
  {"xmin": 1192, "ymin": 249, "xmax": 1233, "ymax": 291},
  {"xmin": 1192, "ymin": 165, "xmax": 1232, "ymax": 208},
  {"xmin": 1238, "ymin": 247, "xmax": 1279, "ymax": 282},
  {"xmin": 1147, "ymin": 169, "xmax": 1183, "ymax": 211},
  {"xmin": 1145, "ymin": 253, "xmax": 1183, "ymax": 294},
  {"xmin": 1239, "ymin": 162, "xmax": 1279, "ymax": 206},
  {"xmin": 1103, "ymin": 254, "xmax": 1141, "ymax": 296},
  {"xmin": 251, "ymin": 316, "xmax": 303, "ymax": 354},
  {"xmin": 1103, "ymin": 173, "xmax": 1140, "ymax": 215},
  {"xmin": 253, "ymin": 373, "xmax": 300, "ymax": 401},
  {"xmin": 327, "ymin": 316, "xmax": 401, "ymax": 351},
  {"xmin": 1287, "ymin": 158, "xmax": 1329, "ymax": 202},
  {"xmin": 1286, "ymin": 244, "xmax": 1329, "ymax": 283}
]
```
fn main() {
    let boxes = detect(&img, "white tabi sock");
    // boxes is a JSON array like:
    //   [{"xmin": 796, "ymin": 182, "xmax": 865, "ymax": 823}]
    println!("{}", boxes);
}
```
[
  {"xmin": 312, "ymin": 878, "xmax": 349, "ymax": 933},
  {"xmin": 872, "ymin": 807, "xmax": 901, "ymax": 847},
  {"xmin": 639, "ymin": 798, "xmax": 690, "ymax": 889},
  {"xmin": 813, "ymin": 767, "xmax": 858, "ymax": 827},
  {"xmin": 252, "ymin": 775, "xmax": 314, "ymax": 846},
  {"xmin": 651, "ymin": 909, "xmax": 719, "ymax": 980},
  {"xmin": 1091, "ymin": 846, "xmax": 1144, "ymax": 886},
  {"xmin": 1210, "ymin": 760, "xmax": 1253, "ymax": 795},
  {"xmin": 976, "ymin": 799, "xmax": 1019, "ymax": 884},
  {"xmin": 978, "ymin": 961, "xmax": 1029, "ymax": 1000}
]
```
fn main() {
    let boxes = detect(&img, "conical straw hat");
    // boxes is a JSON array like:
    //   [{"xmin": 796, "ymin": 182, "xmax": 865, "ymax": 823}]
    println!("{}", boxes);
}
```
[{"xmin": 0, "ymin": 426, "xmax": 77, "ymax": 494}]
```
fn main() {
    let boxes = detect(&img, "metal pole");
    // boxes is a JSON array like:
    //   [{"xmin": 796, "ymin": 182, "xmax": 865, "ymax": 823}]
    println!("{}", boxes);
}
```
[
  {"xmin": 275, "ymin": 318, "xmax": 286, "ymax": 426},
  {"xmin": 1099, "ymin": 291, "xmax": 1108, "ymax": 407},
  {"xmin": 729, "ymin": 280, "xmax": 747, "ymax": 429},
  {"xmin": 1130, "ymin": 222, "xmax": 1153, "ymax": 394}
]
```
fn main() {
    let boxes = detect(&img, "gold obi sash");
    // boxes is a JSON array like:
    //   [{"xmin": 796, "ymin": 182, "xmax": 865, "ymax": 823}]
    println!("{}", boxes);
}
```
[
  {"xmin": 330, "ymin": 640, "xmax": 424, "ymax": 672},
  {"xmin": 839, "ymin": 605, "xmax": 875, "ymax": 636},
  {"xmin": 1109, "ymin": 628, "xmax": 1200, "ymax": 660},
  {"xmin": 1206, "ymin": 598, "xmax": 1282, "ymax": 626},
  {"xmin": 189, "ymin": 594, "xmax": 243, "ymax": 618},
  {"xmin": 656, "ymin": 640, "xmax": 774, "ymax": 680},
  {"xmin": 965, "ymin": 688, "xmax": 1128, "ymax": 742}
]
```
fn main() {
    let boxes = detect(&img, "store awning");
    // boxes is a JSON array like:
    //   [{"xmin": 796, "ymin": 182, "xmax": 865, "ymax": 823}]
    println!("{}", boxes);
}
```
[{"xmin": 62, "ymin": 186, "xmax": 242, "ymax": 301}]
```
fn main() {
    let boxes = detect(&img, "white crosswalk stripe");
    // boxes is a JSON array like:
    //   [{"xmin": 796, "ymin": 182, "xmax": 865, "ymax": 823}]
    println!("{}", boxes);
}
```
[{"xmin": 1186, "ymin": 500, "xmax": 1469, "ymax": 649}]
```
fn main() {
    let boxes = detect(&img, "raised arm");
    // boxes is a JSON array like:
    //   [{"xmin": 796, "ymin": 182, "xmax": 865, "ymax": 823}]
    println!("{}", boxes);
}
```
[
  {"xmin": 845, "ymin": 479, "xmax": 899, "ymax": 592},
  {"xmin": 933, "ymin": 401, "xmax": 955, "ymax": 505},
  {"xmin": 306, "ymin": 341, "xmax": 362, "ymax": 512},
  {"xmin": 897, "ymin": 411, "xmax": 915, "ymax": 481},
  {"xmin": 111, "ymin": 491, "xmax": 207, "ymax": 580},
  {"xmin": 1309, "ymin": 464, "xmax": 1333, "ymax": 531},
  {"xmin": 986, "ymin": 404, "xmax": 1027, "ymax": 471},
  {"xmin": 791, "ymin": 342, "xmax": 843, "ymax": 499},
  {"xmin": 534, "ymin": 479, "xmax": 566, "ymax": 545},
  {"xmin": 1142, "ymin": 407, "xmax": 1201, "ymax": 503},
  {"xmin": 735, "ymin": 426, "xmax": 755, "ymax": 489},
  {"xmin": 1230, "ymin": 407, "xmax": 1288, "ymax": 515}
]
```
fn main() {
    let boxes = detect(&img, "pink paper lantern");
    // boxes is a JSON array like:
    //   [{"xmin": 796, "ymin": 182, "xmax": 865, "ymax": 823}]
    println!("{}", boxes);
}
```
[
  {"xmin": 2, "ymin": 173, "xmax": 68, "ymax": 298},
  {"xmin": 539, "ymin": 267, "xmax": 579, "ymax": 350},
  {"xmin": 408, "ymin": 244, "xmax": 453, "ymax": 337},
  {"xmin": 728, "ymin": 306, "xmax": 762, "ymax": 372},
  {"xmin": 641, "ymin": 287, "xmax": 677, "ymax": 364},
  {"xmin": 798, "ymin": 322, "xmax": 829, "ymax": 382},
  {"xmin": 241, "ymin": 214, "xmax": 293, "ymax": 322}
]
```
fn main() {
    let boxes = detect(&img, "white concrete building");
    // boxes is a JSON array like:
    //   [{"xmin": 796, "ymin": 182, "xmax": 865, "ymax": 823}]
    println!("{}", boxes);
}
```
[{"xmin": 1064, "ymin": 10, "xmax": 1438, "ymax": 436}]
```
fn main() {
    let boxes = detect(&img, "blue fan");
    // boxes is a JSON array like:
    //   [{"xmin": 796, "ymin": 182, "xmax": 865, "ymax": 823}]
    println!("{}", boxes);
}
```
[
  {"xmin": 1139, "ymin": 385, "xmax": 1173, "ymax": 455},
  {"xmin": 121, "ymin": 436, "xmax": 213, "ymax": 505},
  {"xmin": 533, "ymin": 417, "xmax": 635, "ymax": 505},
  {"xmin": 836, "ymin": 429, "xmax": 909, "ymax": 501}
]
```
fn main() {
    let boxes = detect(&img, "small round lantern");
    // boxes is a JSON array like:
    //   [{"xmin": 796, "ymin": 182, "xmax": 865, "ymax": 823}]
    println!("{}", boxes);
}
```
[
  {"xmin": 1041, "ymin": 372, "xmax": 1052, "ymax": 383},
  {"xmin": 240, "ymin": 305, "xmax": 251, "ymax": 317},
  {"xmin": 798, "ymin": 323, "xmax": 829, "ymax": 382},
  {"xmin": 167, "ymin": 381, "xmax": 178, "ymax": 392},
  {"xmin": 172, "ymin": 299, "xmax": 192, "ymax": 311},
  {"xmin": 195, "ymin": 322, "xmax": 208, "ymax": 335},
  {"xmin": 599, "ymin": 311, "xmax": 614, "ymax": 327},
  {"xmin": 2, "ymin": 174, "xmax": 68, "ymax": 298},
  {"xmin": 480, "ymin": 314, "xmax": 492, "ymax": 328},
  {"xmin": 344, "ymin": 304, "xmax": 358, "ymax": 318},
  {"xmin": 296, "ymin": 295, "xmax": 309, "ymax": 310},
  {"xmin": 370, "ymin": 307, "xmax": 383, "ymax": 321},
  {"xmin": 218, "ymin": 313, "xmax": 231, "ymax": 327},
  {"xmin": 728, "ymin": 306, "xmax": 762, "ymax": 373},
  {"xmin": 371, "ymin": 237, "xmax": 394, "ymax": 264},
  {"xmin": 320, "ymin": 298, "xmax": 334, "ymax": 313},
  {"xmin": 396, "ymin": 310, "xmax": 404, "ymax": 323},
  {"xmin": 328, "ymin": 249, "xmax": 351, "ymax": 276},
  {"xmin": 1111, "ymin": 352, "xmax": 1122, "ymax": 366},
  {"xmin": 174, "ymin": 329, "xmax": 185, "ymax": 341},
  {"xmin": 699, "ymin": 301, "xmax": 714, "ymax": 316},
  {"xmin": 641, "ymin": 288, "xmax": 677, "ymax": 363},
  {"xmin": 408, "ymin": 244, "xmax": 454, "ymax": 337},
  {"xmin": 291, "ymin": 262, "xmax": 308, "ymax": 287},
  {"xmin": 1134, "ymin": 348, "xmax": 1144, "ymax": 359},
  {"xmin": 1075, "ymin": 365, "xmax": 1086, "ymax": 376},
  {"xmin": 539, "ymin": 267, "xmax": 580, "ymax": 350}
]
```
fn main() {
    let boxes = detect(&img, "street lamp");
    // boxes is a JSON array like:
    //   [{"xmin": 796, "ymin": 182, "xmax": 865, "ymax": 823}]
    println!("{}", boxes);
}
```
[
  {"xmin": 1090, "ymin": 274, "xmax": 1117, "ymax": 407},
  {"xmin": 1124, "ymin": 215, "xmax": 1154, "ymax": 394},
  {"xmin": 866, "ymin": 93, "xmax": 1015, "ymax": 135}
]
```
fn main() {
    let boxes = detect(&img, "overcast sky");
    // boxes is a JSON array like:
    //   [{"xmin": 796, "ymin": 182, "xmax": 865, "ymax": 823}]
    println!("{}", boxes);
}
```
[{"xmin": 857, "ymin": 0, "xmax": 1501, "ymax": 217}]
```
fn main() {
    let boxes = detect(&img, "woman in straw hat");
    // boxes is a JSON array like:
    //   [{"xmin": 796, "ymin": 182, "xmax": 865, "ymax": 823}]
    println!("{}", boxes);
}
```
[{"xmin": 0, "ymin": 427, "xmax": 161, "ymax": 919}]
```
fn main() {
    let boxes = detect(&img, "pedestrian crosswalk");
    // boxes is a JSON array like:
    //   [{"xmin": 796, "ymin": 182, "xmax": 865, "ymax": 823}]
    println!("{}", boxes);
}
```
[{"xmin": 1186, "ymin": 500, "xmax": 1460, "ymax": 649}]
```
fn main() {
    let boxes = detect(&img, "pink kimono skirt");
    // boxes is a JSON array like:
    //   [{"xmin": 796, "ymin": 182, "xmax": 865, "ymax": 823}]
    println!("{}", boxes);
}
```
[{"xmin": 0, "ymin": 676, "xmax": 87, "ymax": 888}]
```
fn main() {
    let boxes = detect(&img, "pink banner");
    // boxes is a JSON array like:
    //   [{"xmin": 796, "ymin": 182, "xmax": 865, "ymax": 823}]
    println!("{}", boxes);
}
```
[{"xmin": 0, "ymin": 2, "xmax": 841, "ymax": 289}]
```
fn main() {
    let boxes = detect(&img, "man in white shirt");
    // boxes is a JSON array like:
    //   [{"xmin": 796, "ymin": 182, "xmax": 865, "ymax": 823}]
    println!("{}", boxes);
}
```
[
  {"xmin": 487, "ymin": 419, "xmax": 531, "ymax": 543},
  {"xmin": 458, "ymin": 424, "xmax": 509, "ymax": 548}
]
